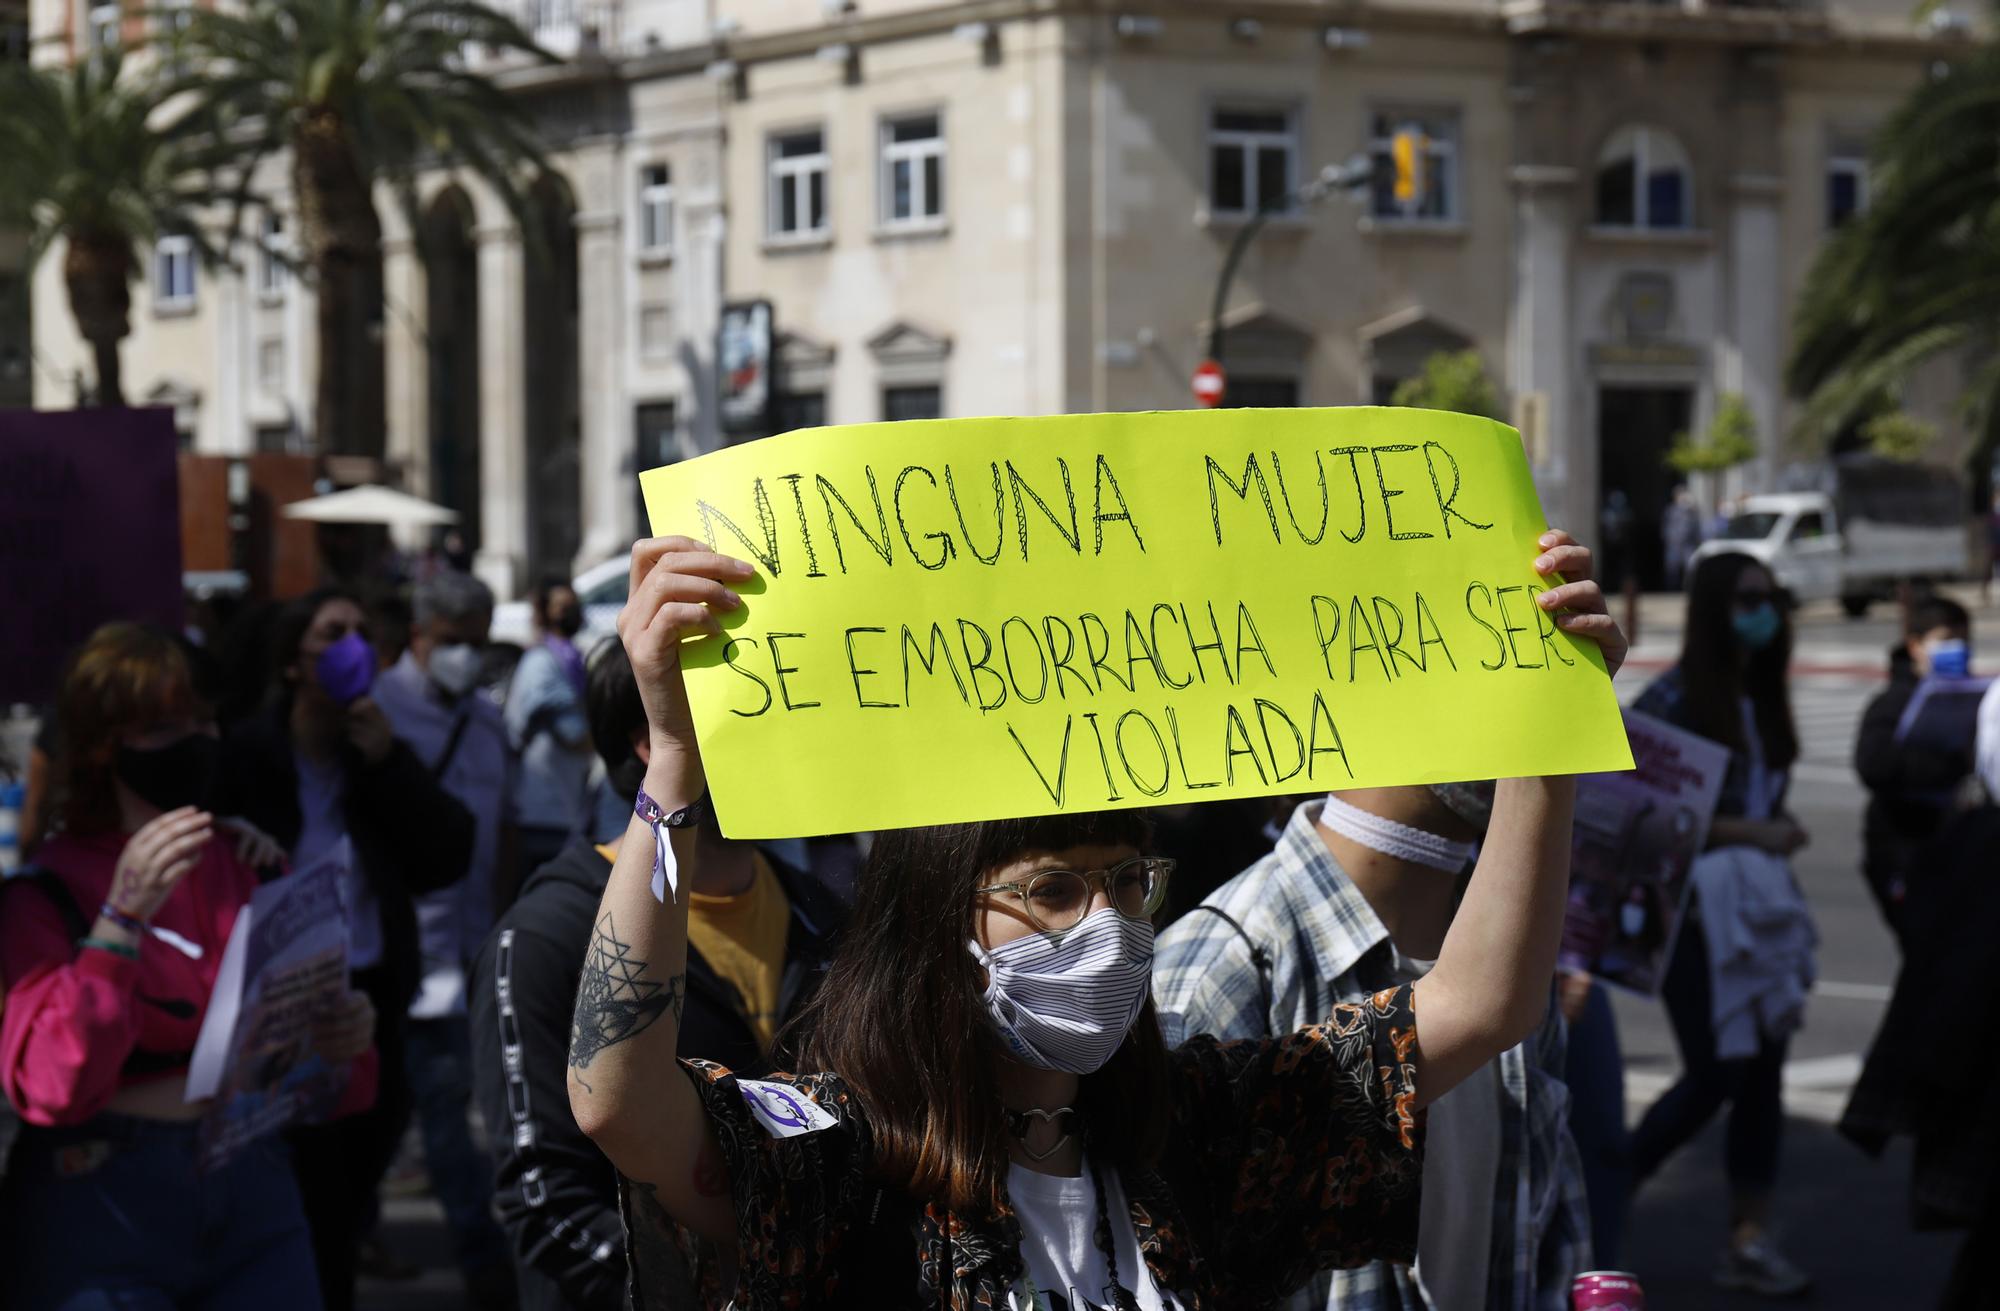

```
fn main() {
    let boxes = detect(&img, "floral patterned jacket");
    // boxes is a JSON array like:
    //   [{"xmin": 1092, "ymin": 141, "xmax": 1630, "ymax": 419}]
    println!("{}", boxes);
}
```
[{"xmin": 623, "ymin": 983, "xmax": 1425, "ymax": 1310}]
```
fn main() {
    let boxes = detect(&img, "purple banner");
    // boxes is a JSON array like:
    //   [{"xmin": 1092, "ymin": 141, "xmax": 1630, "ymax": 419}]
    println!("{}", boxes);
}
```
[{"xmin": 0, "ymin": 408, "xmax": 184, "ymax": 704}]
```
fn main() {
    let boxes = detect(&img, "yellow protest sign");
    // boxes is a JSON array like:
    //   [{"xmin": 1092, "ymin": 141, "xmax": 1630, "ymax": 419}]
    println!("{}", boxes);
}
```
[{"xmin": 641, "ymin": 407, "xmax": 1633, "ymax": 838}]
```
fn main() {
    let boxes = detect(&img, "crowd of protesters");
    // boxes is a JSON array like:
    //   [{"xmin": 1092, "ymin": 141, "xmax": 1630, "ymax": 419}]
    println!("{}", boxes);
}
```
[{"xmin": 0, "ymin": 521, "xmax": 1995, "ymax": 1311}]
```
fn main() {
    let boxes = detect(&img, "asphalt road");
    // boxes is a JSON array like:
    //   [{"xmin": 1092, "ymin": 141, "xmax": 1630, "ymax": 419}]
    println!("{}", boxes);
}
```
[{"xmin": 365, "ymin": 589, "xmax": 1990, "ymax": 1310}]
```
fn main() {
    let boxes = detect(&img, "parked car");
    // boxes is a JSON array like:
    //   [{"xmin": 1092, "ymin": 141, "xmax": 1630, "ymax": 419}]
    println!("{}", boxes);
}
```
[
  {"xmin": 488, "ymin": 551, "xmax": 631, "ymax": 653},
  {"xmin": 1691, "ymin": 458, "xmax": 1969, "ymax": 616}
]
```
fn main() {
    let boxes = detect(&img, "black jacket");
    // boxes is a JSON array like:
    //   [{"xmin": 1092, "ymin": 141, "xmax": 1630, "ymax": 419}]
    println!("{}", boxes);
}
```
[
  {"xmin": 1855, "ymin": 663, "xmax": 1975, "ymax": 933},
  {"xmin": 215, "ymin": 700, "xmax": 476, "ymax": 1006},
  {"xmin": 468, "ymin": 841, "xmax": 841, "ymax": 1311},
  {"xmin": 1842, "ymin": 804, "xmax": 2000, "ymax": 1230}
]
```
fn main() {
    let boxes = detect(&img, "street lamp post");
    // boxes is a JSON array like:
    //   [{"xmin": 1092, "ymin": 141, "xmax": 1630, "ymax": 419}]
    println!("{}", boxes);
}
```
[{"xmin": 1202, "ymin": 154, "xmax": 1376, "ymax": 377}]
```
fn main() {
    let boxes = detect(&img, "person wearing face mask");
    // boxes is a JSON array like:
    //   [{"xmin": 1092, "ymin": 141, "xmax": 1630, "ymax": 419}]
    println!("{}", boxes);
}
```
[
  {"xmin": 1152, "ymin": 777, "xmax": 1598, "ymax": 1311},
  {"xmin": 468, "ymin": 639, "xmax": 843, "ymax": 1311},
  {"xmin": 1853, "ymin": 596, "xmax": 1979, "ymax": 940},
  {"xmin": 562, "ymin": 529, "xmax": 1624, "ymax": 1309},
  {"xmin": 369, "ymin": 568, "xmax": 519, "ymax": 1307},
  {"xmin": 505, "ymin": 577, "xmax": 597, "ymax": 890},
  {"xmin": 1628, "ymin": 551, "xmax": 1817, "ymax": 1299},
  {"xmin": 213, "ymin": 587, "xmax": 477, "ymax": 1311},
  {"xmin": 1, "ymin": 623, "xmax": 379, "ymax": 1309}
]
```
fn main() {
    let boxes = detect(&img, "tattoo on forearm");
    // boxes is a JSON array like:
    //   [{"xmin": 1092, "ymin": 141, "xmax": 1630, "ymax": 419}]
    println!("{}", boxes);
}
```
[{"xmin": 569, "ymin": 913, "xmax": 683, "ymax": 1090}]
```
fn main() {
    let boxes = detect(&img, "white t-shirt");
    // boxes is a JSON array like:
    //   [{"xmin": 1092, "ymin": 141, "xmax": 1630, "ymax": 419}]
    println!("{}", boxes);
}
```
[{"xmin": 1007, "ymin": 1157, "xmax": 1183, "ymax": 1311}]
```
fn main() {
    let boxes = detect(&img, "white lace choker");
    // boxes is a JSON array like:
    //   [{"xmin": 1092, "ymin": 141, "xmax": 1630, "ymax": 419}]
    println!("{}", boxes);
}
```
[{"xmin": 1319, "ymin": 794, "xmax": 1475, "ymax": 873}]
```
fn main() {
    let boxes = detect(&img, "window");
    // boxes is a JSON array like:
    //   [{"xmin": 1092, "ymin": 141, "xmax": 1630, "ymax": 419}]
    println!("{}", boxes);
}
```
[
  {"xmin": 1223, "ymin": 377, "xmax": 1299, "ymax": 408},
  {"xmin": 638, "ymin": 305, "xmax": 672, "ymax": 360},
  {"xmin": 768, "ymin": 129, "xmax": 829, "ymax": 239},
  {"xmin": 1208, "ymin": 106, "xmax": 1295, "ymax": 218},
  {"xmin": 1595, "ymin": 126, "xmax": 1692, "ymax": 230},
  {"xmin": 775, "ymin": 390, "xmax": 827, "ymax": 433},
  {"xmin": 154, "ymin": 235, "xmax": 196, "ymax": 309},
  {"xmin": 1828, "ymin": 154, "xmax": 1868, "ymax": 228},
  {"xmin": 634, "ymin": 401, "xmax": 677, "ymax": 527},
  {"xmin": 883, "ymin": 385, "xmax": 942, "ymax": 422},
  {"xmin": 1789, "ymin": 511, "xmax": 1827, "ymax": 542},
  {"xmin": 257, "ymin": 214, "xmax": 285, "ymax": 299},
  {"xmin": 86, "ymin": 2, "xmax": 119, "ymax": 49},
  {"xmin": 880, "ymin": 114, "xmax": 945, "ymax": 228},
  {"xmin": 256, "ymin": 338, "xmax": 282, "ymax": 391},
  {"xmin": 638, "ymin": 164, "xmax": 674, "ymax": 254},
  {"xmin": 1368, "ymin": 111, "xmax": 1460, "ymax": 222}
]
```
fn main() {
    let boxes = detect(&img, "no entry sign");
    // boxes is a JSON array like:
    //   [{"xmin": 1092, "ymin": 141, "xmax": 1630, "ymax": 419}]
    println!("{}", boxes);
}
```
[{"xmin": 1192, "ymin": 359, "xmax": 1226, "ymax": 408}]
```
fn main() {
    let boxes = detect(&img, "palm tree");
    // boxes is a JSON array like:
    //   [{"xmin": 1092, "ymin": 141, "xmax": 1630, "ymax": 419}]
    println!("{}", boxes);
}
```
[
  {"xmin": 1787, "ymin": 37, "xmax": 2000, "ymax": 486},
  {"xmin": 164, "ymin": 0, "xmax": 552, "ymax": 455},
  {"xmin": 0, "ymin": 49, "xmax": 223, "ymax": 406}
]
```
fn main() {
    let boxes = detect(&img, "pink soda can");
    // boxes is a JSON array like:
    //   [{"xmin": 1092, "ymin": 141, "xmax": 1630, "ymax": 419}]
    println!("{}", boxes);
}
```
[{"xmin": 1571, "ymin": 1271, "xmax": 1645, "ymax": 1311}]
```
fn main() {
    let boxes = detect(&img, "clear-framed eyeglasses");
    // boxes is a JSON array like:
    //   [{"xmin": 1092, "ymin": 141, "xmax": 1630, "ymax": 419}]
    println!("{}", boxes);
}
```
[{"xmin": 974, "ymin": 857, "xmax": 1176, "ymax": 937}]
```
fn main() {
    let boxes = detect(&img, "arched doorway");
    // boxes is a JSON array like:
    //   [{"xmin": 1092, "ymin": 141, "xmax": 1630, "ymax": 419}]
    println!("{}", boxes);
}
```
[
  {"xmin": 523, "ymin": 175, "xmax": 581, "ymax": 582},
  {"xmin": 422, "ymin": 188, "xmax": 481, "ymax": 549}
]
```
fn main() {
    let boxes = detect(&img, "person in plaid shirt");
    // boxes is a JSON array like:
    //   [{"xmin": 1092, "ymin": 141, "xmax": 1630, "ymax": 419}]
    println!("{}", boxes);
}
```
[{"xmin": 1153, "ymin": 787, "xmax": 1592, "ymax": 1311}]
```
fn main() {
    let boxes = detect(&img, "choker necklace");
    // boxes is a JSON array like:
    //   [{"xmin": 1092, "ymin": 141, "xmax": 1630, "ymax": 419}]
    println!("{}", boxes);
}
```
[
  {"xmin": 1002, "ymin": 1105, "xmax": 1076, "ymax": 1163},
  {"xmin": 1320, "ymin": 794, "xmax": 1475, "ymax": 872}
]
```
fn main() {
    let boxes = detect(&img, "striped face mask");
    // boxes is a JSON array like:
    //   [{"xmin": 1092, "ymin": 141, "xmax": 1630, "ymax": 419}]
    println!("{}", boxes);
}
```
[{"xmin": 968, "ymin": 909, "xmax": 1156, "ymax": 1074}]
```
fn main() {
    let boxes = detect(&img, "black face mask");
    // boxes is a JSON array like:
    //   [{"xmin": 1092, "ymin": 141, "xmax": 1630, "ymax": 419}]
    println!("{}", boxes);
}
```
[
  {"xmin": 552, "ymin": 608, "xmax": 584, "ymax": 638},
  {"xmin": 115, "ymin": 733, "xmax": 220, "ymax": 814}
]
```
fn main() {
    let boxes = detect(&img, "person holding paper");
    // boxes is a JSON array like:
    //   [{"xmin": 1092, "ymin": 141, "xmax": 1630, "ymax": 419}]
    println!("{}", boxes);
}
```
[
  {"xmin": 1628, "ymin": 551, "xmax": 1815, "ymax": 1299},
  {"xmin": 565, "ymin": 528, "xmax": 1624, "ymax": 1309},
  {"xmin": 215, "ymin": 587, "xmax": 478, "ymax": 1311},
  {"xmin": 1854, "ymin": 596, "xmax": 1979, "ymax": 940},
  {"xmin": 1150, "ymin": 778, "xmax": 1597, "ymax": 1311},
  {"xmin": 0, "ymin": 623, "xmax": 377, "ymax": 1310}
]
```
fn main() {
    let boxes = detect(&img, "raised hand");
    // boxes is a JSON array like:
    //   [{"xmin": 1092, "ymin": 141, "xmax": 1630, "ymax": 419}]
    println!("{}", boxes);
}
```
[
  {"xmin": 1533, "ymin": 528, "xmax": 1628, "ymax": 679},
  {"xmin": 618, "ymin": 536, "xmax": 754, "ymax": 763},
  {"xmin": 108, "ymin": 807, "xmax": 213, "ymax": 922}
]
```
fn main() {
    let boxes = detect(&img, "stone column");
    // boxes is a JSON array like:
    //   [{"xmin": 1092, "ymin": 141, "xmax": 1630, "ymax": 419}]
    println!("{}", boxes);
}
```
[
  {"xmin": 475, "ymin": 222, "xmax": 527, "ymax": 599},
  {"xmin": 572, "ymin": 140, "xmax": 631, "ymax": 567},
  {"xmin": 1727, "ymin": 174, "xmax": 1784, "ymax": 495},
  {"xmin": 1508, "ymin": 164, "xmax": 1581, "ymax": 533},
  {"xmin": 381, "ymin": 230, "xmax": 429, "ymax": 504}
]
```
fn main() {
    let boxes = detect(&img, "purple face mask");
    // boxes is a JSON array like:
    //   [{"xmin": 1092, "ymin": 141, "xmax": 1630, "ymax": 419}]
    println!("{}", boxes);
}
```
[{"xmin": 315, "ymin": 631, "xmax": 376, "ymax": 706}]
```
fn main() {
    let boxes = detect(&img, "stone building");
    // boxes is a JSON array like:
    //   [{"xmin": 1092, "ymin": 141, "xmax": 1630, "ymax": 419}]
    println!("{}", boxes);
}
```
[{"xmin": 25, "ymin": 0, "xmax": 1972, "ymax": 595}]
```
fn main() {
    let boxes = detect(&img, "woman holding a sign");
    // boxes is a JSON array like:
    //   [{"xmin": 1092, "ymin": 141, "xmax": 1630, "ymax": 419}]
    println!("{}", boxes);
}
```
[
  {"xmin": 0, "ymin": 623, "xmax": 379, "ymax": 1310},
  {"xmin": 567, "ymin": 527, "xmax": 1625, "ymax": 1309}
]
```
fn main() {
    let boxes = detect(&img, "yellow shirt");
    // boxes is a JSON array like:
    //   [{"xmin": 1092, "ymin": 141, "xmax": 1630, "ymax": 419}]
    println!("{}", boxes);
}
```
[{"xmin": 685, "ymin": 853, "xmax": 791, "ymax": 1055}]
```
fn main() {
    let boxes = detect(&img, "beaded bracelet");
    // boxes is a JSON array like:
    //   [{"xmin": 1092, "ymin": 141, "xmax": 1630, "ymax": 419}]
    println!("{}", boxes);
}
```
[{"xmin": 79, "ymin": 936, "xmax": 140, "ymax": 961}]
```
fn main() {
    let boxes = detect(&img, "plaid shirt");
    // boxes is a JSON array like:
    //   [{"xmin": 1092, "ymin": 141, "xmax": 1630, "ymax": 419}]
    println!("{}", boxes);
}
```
[{"xmin": 1153, "ymin": 801, "xmax": 1592, "ymax": 1311}]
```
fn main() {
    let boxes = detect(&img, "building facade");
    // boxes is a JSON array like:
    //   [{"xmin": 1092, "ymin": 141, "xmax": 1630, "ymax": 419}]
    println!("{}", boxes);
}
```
[{"xmin": 26, "ymin": 0, "xmax": 1972, "ymax": 596}]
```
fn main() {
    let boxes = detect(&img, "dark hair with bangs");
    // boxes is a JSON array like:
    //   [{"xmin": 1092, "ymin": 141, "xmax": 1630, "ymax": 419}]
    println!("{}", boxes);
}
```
[
  {"xmin": 795, "ymin": 810, "xmax": 1171, "ymax": 1213},
  {"xmin": 56, "ymin": 623, "xmax": 197, "ymax": 834}
]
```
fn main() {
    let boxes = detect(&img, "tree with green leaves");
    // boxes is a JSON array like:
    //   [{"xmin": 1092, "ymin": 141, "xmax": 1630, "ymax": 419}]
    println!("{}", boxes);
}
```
[
  {"xmin": 1787, "ymin": 26, "xmax": 2000, "ymax": 486},
  {"xmin": 0, "ymin": 49, "xmax": 224, "ymax": 406},
  {"xmin": 163, "ymin": 0, "xmax": 552, "ymax": 455},
  {"xmin": 1667, "ymin": 392, "xmax": 1760, "ymax": 477},
  {"xmin": 1389, "ymin": 349, "xmax": 1506, "ymax": 420}
]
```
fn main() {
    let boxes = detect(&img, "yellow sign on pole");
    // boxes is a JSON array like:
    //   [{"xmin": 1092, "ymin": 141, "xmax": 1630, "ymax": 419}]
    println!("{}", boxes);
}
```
[{"xmin": 641, "ymin": 407, "xmax": 1633, "ymax": 839}]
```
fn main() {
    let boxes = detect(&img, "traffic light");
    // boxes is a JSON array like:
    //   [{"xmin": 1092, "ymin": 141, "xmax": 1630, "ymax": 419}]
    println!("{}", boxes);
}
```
[{"xmin": 1391, "ymin": 124, "xmax": 1427, "ymax": 206}]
